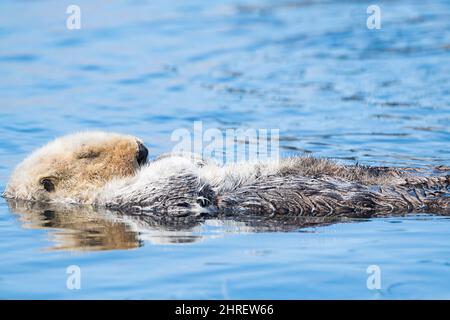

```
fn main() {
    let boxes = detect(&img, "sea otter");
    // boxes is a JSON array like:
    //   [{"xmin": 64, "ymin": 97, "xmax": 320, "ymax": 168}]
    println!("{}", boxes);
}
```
[{"xmin": 2, "ymin": 131, "xmax": 449, "ymax": 218}]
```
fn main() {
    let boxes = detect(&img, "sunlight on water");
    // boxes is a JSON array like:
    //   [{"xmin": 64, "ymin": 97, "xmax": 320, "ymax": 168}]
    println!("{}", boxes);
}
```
[{"xmin": 0, "ymin": 0, "xmax": 449, "ymax": 299}]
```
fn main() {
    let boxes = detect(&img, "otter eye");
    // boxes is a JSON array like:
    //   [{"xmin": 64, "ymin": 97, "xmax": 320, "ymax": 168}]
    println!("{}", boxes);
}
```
[{"xmin": 40, "ymin": 178, "xmax": 55, "ymax": 192}]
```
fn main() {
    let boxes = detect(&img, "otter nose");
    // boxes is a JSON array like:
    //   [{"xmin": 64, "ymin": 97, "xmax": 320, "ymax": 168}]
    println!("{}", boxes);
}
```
[{"xmin": 136, "ymin": 141, "xmax": 148, "ymax": 165}]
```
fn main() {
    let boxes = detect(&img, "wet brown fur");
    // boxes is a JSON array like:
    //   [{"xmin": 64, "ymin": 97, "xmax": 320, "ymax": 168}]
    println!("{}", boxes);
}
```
[{"xmin": 219, "ymin": 157, "xmax": 450, "ymax": 217}]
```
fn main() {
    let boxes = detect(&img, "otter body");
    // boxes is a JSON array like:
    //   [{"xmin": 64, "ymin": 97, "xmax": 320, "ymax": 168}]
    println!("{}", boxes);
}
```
[
  {"xmin": 3, "ymin": 132, "xmax": 450, "ymax": 218},
  {"xmin": 99, "ymin": 154, "xmax": 450, "ymax": 217}
]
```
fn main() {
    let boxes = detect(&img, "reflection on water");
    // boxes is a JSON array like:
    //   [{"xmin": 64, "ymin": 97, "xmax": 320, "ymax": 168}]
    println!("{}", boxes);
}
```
[
  {"xmin": 1, "ymin": 0, "xmax": 450, "ymax": 298},
  {"xmin": 6, "ymin": 199, "xmax": 344, "ymax": 250},
  {"xmin": 7, "ymin": 200, "xmax": 141, "ymax": 251}
]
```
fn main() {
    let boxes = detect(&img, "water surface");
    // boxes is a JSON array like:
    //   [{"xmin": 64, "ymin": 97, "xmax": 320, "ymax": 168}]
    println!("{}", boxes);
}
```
[{"xmin": 0, "ymin": 0, "xmax": 449, "ymax": 299}]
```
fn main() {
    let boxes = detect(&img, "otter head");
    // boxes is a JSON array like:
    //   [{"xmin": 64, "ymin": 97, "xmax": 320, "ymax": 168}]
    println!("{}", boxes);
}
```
[{"xmin": 3, "ymin": 131, "xmax": 148, "ymax": 203}]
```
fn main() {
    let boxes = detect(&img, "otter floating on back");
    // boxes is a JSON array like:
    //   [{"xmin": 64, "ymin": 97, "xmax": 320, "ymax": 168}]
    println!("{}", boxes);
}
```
[{"xmin": 2, "ymin": 131, "xmax": 449, "ymax": 218}]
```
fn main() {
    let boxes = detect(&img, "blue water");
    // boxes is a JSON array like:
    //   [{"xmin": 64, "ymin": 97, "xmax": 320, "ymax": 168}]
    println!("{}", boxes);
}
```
[{"xmin": 0, "ymin": 0, "xmax": 449, "ymax": 299}]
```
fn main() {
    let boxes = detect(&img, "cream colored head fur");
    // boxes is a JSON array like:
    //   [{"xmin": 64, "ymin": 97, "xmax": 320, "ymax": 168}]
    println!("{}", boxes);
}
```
[{"xmin": 3, "ymin": 131, "xmax": 145, "ymax": 203}]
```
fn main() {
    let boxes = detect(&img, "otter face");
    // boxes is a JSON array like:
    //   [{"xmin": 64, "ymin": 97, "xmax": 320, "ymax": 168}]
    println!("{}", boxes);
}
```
[{"xmin": 3, "ymin": 131, "xmax": 148, "ymax": 203}]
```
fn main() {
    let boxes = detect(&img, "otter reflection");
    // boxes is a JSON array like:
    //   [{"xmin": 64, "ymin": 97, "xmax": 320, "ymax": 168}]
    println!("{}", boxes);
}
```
[{"xmin": 6, "ymin": 199, "xmax": 345, "ymax": 251}]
